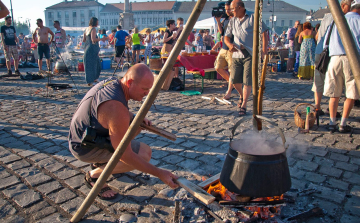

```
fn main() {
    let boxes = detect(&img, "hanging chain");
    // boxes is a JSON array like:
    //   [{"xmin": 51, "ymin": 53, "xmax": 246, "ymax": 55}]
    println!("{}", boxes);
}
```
[{"xmin": 258, "ymin": 0, "xmax": 264, "ymax": 87}]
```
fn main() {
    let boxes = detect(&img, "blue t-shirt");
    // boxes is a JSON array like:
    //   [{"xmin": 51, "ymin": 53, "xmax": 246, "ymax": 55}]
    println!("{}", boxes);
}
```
[{"xmin": 115, "ymin": 30, "xmax": 129, "ymax": 46}]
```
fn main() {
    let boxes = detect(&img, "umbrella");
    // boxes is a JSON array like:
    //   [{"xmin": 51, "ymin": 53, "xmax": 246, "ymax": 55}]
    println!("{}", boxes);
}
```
[{"xmin": 151, "ymin": 27, "xmax": 166, "ymax": 34}]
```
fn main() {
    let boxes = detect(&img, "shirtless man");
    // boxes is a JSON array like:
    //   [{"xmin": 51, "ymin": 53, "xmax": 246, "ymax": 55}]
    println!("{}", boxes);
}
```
[
  {"xmin": 33, "ymin": 18, "xmax": 54, "ymax": 72},
  {"xmin": 69, "ymin": 64, "xmax": 179, "ymax": 199}
]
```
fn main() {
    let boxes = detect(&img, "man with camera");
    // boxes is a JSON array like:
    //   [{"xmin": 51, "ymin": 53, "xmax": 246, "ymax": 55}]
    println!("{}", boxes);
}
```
[
  {"xmin": 69, "ymin": 64, "xmax": 179, "ymax": 200},
  {"xmin": 225, "ymin": 0, "xmax": 268, "ymax": 116},
  {"xmin": 214, "ymin": 0, "xmax": 234, "ymax": 100}
]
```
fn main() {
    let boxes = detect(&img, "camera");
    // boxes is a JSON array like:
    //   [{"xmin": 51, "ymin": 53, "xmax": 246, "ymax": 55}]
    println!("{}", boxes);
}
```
[{"xmin": 212, "ymin": 2, "xmax": 227, "ymax": 18}]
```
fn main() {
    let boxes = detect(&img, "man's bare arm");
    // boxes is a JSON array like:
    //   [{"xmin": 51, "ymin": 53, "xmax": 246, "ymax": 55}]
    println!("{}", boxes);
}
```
[{"xmin": 48, "ymin": 28, "xmax": 55, "ymax": 43}]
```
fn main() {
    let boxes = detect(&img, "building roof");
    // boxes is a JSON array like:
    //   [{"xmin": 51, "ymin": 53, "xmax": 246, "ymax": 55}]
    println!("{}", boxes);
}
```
[
  {"xmin": 175, "ymin": 0, "xmax": 308, "ymax": 13},
  {"xmin": 106, "ymin": 1, "xmax": 177, "ymax": 12},
  {"xmin": 311, "ymin": 8, "xmax": 331, "ymax": 20},
  {"xmin": 46, "ymin": 0, "xmax": 104, "ymax": 10},
  {"xmin": 100, "ymin": 3, "xmax": 123, "ymax": 13}
]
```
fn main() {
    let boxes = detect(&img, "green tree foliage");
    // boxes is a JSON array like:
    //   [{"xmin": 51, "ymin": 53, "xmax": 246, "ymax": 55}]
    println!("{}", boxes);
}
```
[{"xmin": 0, "ymin": 20, "xmax": 30, "ymax": 35}]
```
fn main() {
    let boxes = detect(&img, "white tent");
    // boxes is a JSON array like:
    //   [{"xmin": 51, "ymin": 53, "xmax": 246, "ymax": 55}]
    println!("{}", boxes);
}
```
[{"xmin": 193, "ymin": 17, "xmax": 216, "ymax": 34}]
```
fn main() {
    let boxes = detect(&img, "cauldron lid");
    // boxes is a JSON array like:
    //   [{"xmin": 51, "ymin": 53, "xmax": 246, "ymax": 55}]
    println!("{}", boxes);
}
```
[{"xmin": 230, "ymin": 138, "xmax": 285, "ymax": 156}]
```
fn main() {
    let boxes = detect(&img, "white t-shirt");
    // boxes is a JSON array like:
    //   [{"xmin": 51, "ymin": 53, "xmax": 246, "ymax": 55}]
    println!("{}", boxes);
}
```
[{"xmin": 145, "ymin": 34, "xmax": 153, "ymax": 46}]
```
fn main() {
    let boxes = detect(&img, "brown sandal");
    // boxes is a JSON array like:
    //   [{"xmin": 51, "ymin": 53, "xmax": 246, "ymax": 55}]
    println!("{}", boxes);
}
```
[
  {"xmin": 90, "ymin": 163, "xmax": 107, "ymax": 170},
  {"xmin": 84, "ymin": 172, "xmax": 118, "ymax": 200},
  {"xmin": 237, "ymin": 98, "xmax": 243, "ymax": 108}
]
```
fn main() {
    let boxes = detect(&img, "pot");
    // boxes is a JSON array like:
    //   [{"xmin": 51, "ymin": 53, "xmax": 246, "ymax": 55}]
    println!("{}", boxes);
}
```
[
  {"xmin": 55, "ymin": 61, "xmax": 67, "ymax": 70},
  {"xmin": 220, "ymin": 115, "xmax": 291, "ymax": 197}
]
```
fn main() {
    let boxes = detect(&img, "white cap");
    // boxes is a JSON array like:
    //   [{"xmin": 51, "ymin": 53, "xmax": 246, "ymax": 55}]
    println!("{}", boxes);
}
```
[{"xmin": 351, "ymin": 0, "xmax": 360, "ymax": 8}]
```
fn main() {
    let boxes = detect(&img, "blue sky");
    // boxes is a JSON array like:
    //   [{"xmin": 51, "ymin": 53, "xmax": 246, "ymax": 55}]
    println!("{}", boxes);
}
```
[{"xmin": 4, "ymin": 0, "xmax": 329, "ymax": 33}]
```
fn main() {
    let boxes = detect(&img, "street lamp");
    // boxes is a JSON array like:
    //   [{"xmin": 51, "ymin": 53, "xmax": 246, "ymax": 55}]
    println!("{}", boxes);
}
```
[{"xmin": 267, "ymin": 0, "xmax": 274, "ymax": 33}]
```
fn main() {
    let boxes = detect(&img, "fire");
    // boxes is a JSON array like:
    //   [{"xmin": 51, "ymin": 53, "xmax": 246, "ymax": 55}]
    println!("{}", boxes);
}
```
[{"xmin": 206, "ymin": 182, "xmax": 233, "ymax": 201}]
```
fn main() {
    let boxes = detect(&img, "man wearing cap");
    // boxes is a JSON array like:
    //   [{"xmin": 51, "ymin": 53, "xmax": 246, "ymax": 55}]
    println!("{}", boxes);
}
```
[
  {"xmin": 1, "ymin": 15, "xmax": 21, "ymax": 76},
  {"xmin": 323, "ymin": 0, "xmax": 360, "ymax": 133}
]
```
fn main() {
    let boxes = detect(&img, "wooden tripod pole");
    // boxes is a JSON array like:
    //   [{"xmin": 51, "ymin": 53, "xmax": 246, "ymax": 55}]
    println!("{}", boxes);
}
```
[
  {"xmin": 252, "ymin": 0, "xmax": 261, "ymax": 130},
  {"xmin": 257, "ymin": 54, "xmax": 269, "ymax": 130},
  {"xmin": 70, "ymin": 0, "xmax": 207, "ymax": 222}
]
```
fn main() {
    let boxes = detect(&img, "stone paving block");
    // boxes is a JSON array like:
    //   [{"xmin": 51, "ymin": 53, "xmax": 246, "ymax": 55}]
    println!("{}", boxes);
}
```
[
  {"xmin": 0, "ymin": 169, "xmax": 11, "ymax": 179},
  {"xmin": 319, "ymin": 166, "xmax": 343, "ymax": 178},
  {"xmin": 289, "ymin": 167, "xmax": 306, "ymax": 179},
  {"xmin": 51, "ymin": 136, "xmax": 68, "ymax": 145},
  {"xmin": 60, "ymin": 197, "xmax": 100, "ymax": 216},
  {"xmin": 25, "ymin": 172, "xmax": 52, "ymax": 187},
  {"xmin": 0, "ymin": 137, "xmax": 18, "ymax": 145},
  {"xmin": 108, "ymin": 198, "xmax": 142, "ymax": 215},
  {"xmin": 44, "ymin": 162, "xmax": 66, "ymax": 173},
  {"xmin": 307, "ymin": 148, "xmax": 328, "ymax": 157},
  {"xmin": 35, "ymin": 141, "xmax": 56, "ymax": 151},
  {"xmin": 340, "ymin": 214, "xmax": 359, "ymax": 223},
  {"xmin": 0, "ymin": 176, "xmax": 20, "ymax": 189},
  {"xmin": 327, "ymin": 178, "xmax": 349, "ymax": 191},
  {"xmin": 13, "ymin": 189, "xmax": 42, "ymax": 208},
  {"xmin": 7, "ymin": 160, "xmax": 31, "ymax": 170},
  {"xmin": 2, "ymin": 183, "xmax": 29, "ymax": 198},
  {"xmin": 176, "ymin": 159, "xmax": 201, "ymax": 170},
  {"xmin": 64, "ymin": 174, "xmax": 85, "ymax": 189},
  {"xmin": 36, "ymin": 213, "xmax": 67, "ymax": 223},
  {"xmin": 151, "ymin": 150, "xmax": 170, "ymax": 159},
  {"xmin": 2, "ymin": 215, "xmax": 25, "ymax": 223},
  {"xmin": 335, "ymin": 162, "xmax": 358, "ymax": 172},
  {"xmin": 343, "ymin": 172, "xmax": 360, "ymax": 184},
  {"xmin": 43, "ymin": 146, "xmax": 63, "ymax": 154},
  {"xmin": 28, "ymin": 153, "xmax": 49, "ymax": 162},
  {"xmin": 330, "ymin": 153, "xmax": 349, "ymax": 162},
  {"xmin": 350, "ymin": 185, "xmax": 360, "ymax": 197},
  {"xmin": 109, "ymin": 175, "xmax": 138, "ymax": 191},
  {"xmin": 198, "ymin": 155, "xmax": 219, "ymax": 165},
  {"xmin": 0, "ymin": 198, "xmax": 17, "ymax": 218},
  {"xmin": 350, "ymin": 157, "xmax": 360, "ymax": 165},
  {"xmin": 36, "ymin": 181, "xmax": 63, "ymax": 195},
  {"xmin": 24, "ymin": 201, "xmax": 56, "ymax": 221},
  {"xmin": 15, "ymin": 166, "xmax": 40, "ymax": 178},
  {"xmin": 291, "ymin": 152, "xmax": 314, "ymax": 161},
  {"xmin": 23, "ymin": 136, "xmax": 46, "ymax": 145},
  {"xmin": 10, "ymin": 129, "xmax": 30, "ymax": 137},
  {"xmin": 35, "ymin": 157, "xmax": 56, "ymax": 168},
  {"xmin": 180, "ymin": 150, "xmax": 202, "ymax": 159},
  {"xmin": 0, "ymin": 148, "xmax": 12, "ymax": 158},
  {"xmin": 162, "ymin": 155, "xmax": 185, "ymax": 164},
  {"xmin": 149, "ymin": 159, "xmax": 160, "ymax": 166},
  {"xmin": 54, "ymin": 150, "xmax": 77, "ymax": 162},
  {"xmin": 344, "ymin": 197, "xmax": 360, "ymax": 217},
  {"xmin": 290, "ymin": 178, "xmax": 307, "ymax": 190},
  {"xmin": 294, "ymin": 160, "xmax": 318, "ymax": 171},
  {"xmin": 305, "ymin": 172, "xmax": 326, "ymax": 183},
  {"xmin": 18, "ymin": 148, "xmax": 39, "ymax": 157},
  {"xmin": 312, "ymin": 199, "xmax": 340, "ymax": 218},
  {"xmin": 126, "ymin": 186, "xmax": 155, "ymax": 203},
  {"xmin": 70, "ymin": 160, "xmax": 89, "ymax": 168},
  {"xmin": 348, "ymin": 150, "xmax": 360, "ymax": 158},
  {"xmin": 0, "ymin": 154, "xmax": 22, "ymax": 164},
  {"xmin": 54, "ymin": 168, "xmax": 80, "ymax": 180},
  {"xmin": 308, "ymin": 184, "xmax": 346, "ymax": 204},
  {"xmin": 81, "ymin": 214, "xmax": 117, "ymax": 223},
  {"xmin": 193, "ymin": 144, "xmax": 212, "ymax": 152},
  {"xmin": 47, "ymin": 188, "xmax": 77, "ymax": 204}
]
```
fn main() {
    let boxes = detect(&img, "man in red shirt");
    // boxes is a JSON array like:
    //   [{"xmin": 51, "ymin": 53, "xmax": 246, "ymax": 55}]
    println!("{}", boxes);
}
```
[{"xmin": 108, "ymin": 29, "xmax": 116, "ymax": 46}]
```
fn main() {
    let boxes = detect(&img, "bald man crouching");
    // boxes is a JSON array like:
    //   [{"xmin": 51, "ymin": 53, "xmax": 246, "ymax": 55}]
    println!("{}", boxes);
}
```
[{"xmin": 68, "ymin": 64, "xmax": 178, "ymax": 200}]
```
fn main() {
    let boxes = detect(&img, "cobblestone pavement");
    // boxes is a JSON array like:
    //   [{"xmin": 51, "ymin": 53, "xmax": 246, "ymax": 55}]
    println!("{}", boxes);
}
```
[{"xmin": 0, "ymin": 66, "xmax": 359, "ymax": 223}]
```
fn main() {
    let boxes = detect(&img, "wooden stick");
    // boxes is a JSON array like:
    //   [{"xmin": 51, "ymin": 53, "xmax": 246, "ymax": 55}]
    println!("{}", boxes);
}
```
[
  {"xmin": 252, "ymin": 0, "xmax": 261, "ymax": 130},
  {"xmin": 198, "ymin": 173, "xmax": 221, "ymax": 189},
  {"xmin": 257, "ymin": 54, "xmax": 269, "ymax": 130},
  {"xmin": 70, "ymin": 1, "xmax": 208, "ymax": 222},
  {"xmin": 214, "ymin": 97, "xmax": 228, "ymax": 105},
  {"xmin": 140, "ymin": 123, "xmax": 176, "ymax": 141},
  {"xmin": 176, "ymin": 177, "xmax": 215, "ymax": 205}
]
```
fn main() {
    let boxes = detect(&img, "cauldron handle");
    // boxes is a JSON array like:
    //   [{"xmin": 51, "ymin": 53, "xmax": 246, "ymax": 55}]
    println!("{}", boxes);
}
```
[{"xmin": 230, "ymin": 116, "xmax": 288, "ymax": 151}]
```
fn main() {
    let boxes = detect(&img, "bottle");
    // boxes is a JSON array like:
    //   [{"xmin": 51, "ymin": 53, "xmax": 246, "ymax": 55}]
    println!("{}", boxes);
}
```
[
  {"xmin": 277, "ymin": 61, "xmax": 281, "ymax": 72},
  {"xmin": 304, "ymin": 106, "xmax": 310, "ymax": 133}
]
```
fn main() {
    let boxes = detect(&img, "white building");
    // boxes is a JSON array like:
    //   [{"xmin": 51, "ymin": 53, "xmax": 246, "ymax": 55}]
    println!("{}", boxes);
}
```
[{"xmin": 45, "ymin": 0, "xmax": 308, "ymax": 33}]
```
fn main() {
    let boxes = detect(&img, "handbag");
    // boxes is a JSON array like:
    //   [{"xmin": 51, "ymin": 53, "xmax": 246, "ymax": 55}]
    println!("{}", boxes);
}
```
[{"xmin": 315, "ymin": 22, "xmax": 335, "ymax": 74}]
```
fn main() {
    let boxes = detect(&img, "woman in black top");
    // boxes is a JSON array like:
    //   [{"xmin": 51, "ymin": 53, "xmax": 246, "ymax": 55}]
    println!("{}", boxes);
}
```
[
  {"xmin": 161, "ymin": 20, "xmax": 177, "ymax": 54},
  {"xmin": 293, "ymin": 24, "xmax": 303, "ymax": 75}
]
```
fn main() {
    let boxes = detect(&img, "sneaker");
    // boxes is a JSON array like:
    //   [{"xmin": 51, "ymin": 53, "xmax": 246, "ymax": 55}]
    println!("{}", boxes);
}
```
[
  {"xmin": 7, "ymin": 70, "xmax": 12, "ymax": 76},
  {"xmin": 327, "ymin": 124, "xmax": 337, "ymax": 133},
  {"xmin": 14, "ymin": 70, "xmax": 21, "ymax": 76},
  {"xmin": 339, "ymin": 125, "xmax": 352, "ymax": 133}
]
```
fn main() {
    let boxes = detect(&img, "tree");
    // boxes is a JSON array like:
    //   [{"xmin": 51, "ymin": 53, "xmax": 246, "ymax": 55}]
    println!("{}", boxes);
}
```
[{"xmin": 0, "ymin": 20, "xmax": 30, "ymax": 35}]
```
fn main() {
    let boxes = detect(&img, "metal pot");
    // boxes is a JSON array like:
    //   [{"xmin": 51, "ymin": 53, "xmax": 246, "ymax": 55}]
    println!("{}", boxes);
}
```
[
  {"xmin": 220, "ymin": 115, "xmax": 291, "ymax": 197},
  {"xmin": 55, "ymin": 61, "xmax": 67, "ymax": 70}
]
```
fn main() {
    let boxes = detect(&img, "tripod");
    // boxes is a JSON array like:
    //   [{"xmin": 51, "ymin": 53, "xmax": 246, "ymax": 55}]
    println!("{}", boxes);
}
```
[{"xmin": 112, "ymin": 46, "xmax": 131, "ymax": 77}]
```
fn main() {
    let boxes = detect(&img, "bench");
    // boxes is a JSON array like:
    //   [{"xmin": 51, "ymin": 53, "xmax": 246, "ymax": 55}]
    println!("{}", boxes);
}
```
[{"xmin": 186, "ymin": 68, "xmax": 218, "ymax": 93}]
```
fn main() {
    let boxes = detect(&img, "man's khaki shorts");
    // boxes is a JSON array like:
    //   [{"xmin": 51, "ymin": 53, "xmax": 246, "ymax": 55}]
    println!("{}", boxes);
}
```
[
  {"xmin": 311, "ymin": 54, "xmax": 325, "ymax": 93},
  {"xmin": 71, "ymin": 140, "xmax": 141, "ymax": 164},
  {"xmin": 323, "ymin": 55, "xmax": 359, "ymax": 100},
  {"xmin": 214, "ymin": 48, "xmax": 232, "ymax": 70},
  {"xmin": 230, "ymin": 50, "xmax": 252, "ymax": 86},
  {"xmin": 4, "ymin": 45, "xmax": 19, "ymax": 61}
]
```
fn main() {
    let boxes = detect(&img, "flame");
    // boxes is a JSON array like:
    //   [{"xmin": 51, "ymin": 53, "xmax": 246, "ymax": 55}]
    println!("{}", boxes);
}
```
[{"xmin": 206, "ymin": 182, "xmax": 232, "ymax": 201}]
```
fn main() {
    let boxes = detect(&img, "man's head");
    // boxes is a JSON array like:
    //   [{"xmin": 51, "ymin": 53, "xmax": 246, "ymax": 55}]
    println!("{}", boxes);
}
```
[
  {"xmin": 161, "ymin": 30, "xmax": 164, "ymax": 35},
  {"xmin": 205, "ymin": 29, "xmax": 210, "ymax": 35},
  {"xmin": 112, "ymin": 29, "xmax": 116, "ymax": 34},
  {"xmin": 351, "ymin": 0, "xmax": 360, "ymax": 14},
  {"xmin": 5, "ymin": 16, "xmax": 12, "ymax": 26},
  {"xmin": 225, "ymin": 0, "xmax": 234, "ymax": 17},
  {"xmin": 157, "ymin": 29, "xmax": 160, "ymax": 33},
  {"xmin": 54, "ymin": 20, "xmax": 60, "ymax": 29},
  {"xmin": 341, "ymin": 0, "xmax": 353, "ymax": 13},
  {"xmin": 36, "ymin": 19, "xmax": 43, "ymax": 27},
  {"xmin": 122, "ymin": 64, "xmax": 154, "ymax": 101},
  {"xmin": 117, "ymin": 25, "xmax": 122, "ymax": 30},
  {"xmin": 177, "ymin": 17, "xmax": 184, "ymax": 27},
  {"xmin": 294, "ymin": 20, "xmax": 300, "ymax": 28},
  {"xmin": 230, "ymin": 0, "xmax": 246, "ymax": 19}
]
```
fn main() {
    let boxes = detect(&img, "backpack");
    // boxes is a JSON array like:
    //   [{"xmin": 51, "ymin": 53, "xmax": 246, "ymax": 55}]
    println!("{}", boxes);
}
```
[{"xmin": 169, "ymin": 78, "xmax": 184, "ymax": 91}]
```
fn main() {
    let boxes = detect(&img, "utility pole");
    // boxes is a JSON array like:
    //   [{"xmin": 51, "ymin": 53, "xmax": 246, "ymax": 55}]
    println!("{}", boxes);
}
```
[{"xmin": 10, "ymin": 0, "xmax": 14, "ymax": 26}]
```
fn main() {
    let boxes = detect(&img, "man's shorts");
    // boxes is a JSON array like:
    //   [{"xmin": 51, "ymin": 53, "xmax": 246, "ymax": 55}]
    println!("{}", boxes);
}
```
[
  {"xmin": 132, "ymin": 44, "xmax": 141, "ymax": 51},
  {"xmin": 323, "ymin": 55, "xmax": 359, "ymax": 100},
  {"xmin": 230, "ymin": 50, "xmax": 252, "ymax": 86},
  {"xmin": 311, "ymin": 54, "xmax": 325, "ymax": 93},
  {"xmin": 288, "ymin": 46, "xmax": 295, "ymax": 59},
  {"xmin": 3, "ymin": 45, "xmax": 19, "ymax": 61},
  {"xmin": 214, "ymin": 48, "xmax": 232, "ymax": 70},
  {"xmin": 70, "ymin": 140, "xmax": 141, "ymax": 164},
  {"xmin": 115, "ymin": 45, "xmax": 126, "ymax": 58},
  {"xmin": 37, "ymin": 43, "xmax": 51, "ymax": 60}
]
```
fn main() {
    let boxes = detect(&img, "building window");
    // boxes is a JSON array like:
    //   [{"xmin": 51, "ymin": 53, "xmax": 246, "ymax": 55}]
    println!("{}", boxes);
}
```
[
  {"xmin": 89, "ymin": 10, "xmax": 95, "ymax": 18},
  {"xmin": 289, "ymin": 20, "xmax": 293, "ymax": 27},
  {"xmin": 57, "ymin": 11, "xmax": 61, "ymax": 18},
  {"xmin": 142, "ymin": 18, "xmax": 146, "ymax": 24},
  {"xmin": 81, "ymin": 18, "xmax": 85, "ymax": 26},
  {"xmin": 48, "ymin": 12, "xmax": 53, "ymax": 19},
  {"xmin": 73, "ymin": 11, "xmax": 76, "ymax": 18},
  {"xmin": 65, "ymin": 19, "xmax": 69, "ymax": 26},
  {"xmin": 159, "ymin": 11, "xmax": 163, "ymax": 14},
  {"xmin": 80, "ymin": 10, "xmax": 85, "ymax": 17},
  {"xmin": 137, "ymin": 18, "xmax": 140, "ymax": 23},
  {"xmin": 281, "ymin": 20, "xmax": 284, "ymax": 27},
  {"xmin": 73, "ymin": 19, "xmax": 76, "ymax": 26},
  {"xmin": 266, "ymin": 20, "xmax": 269, "ymax": 26},
  {"xmin": 48, "ymin": 19, "xmax": 53, "ymax": 26}
]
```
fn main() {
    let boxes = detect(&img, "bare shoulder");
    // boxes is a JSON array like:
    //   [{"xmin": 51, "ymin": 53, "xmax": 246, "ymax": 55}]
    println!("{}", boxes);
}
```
[{"xmin": 97, "ymin": 100, "xmax": 130, "ymax": 129}]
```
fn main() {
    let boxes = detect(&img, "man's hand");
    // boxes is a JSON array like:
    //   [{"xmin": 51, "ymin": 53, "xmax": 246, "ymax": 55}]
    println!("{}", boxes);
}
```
[
  {"xmin": 143, "ymin": 117, "xmax": 151, "ymax": 126},
  {"xmin": 215, "ymin": 16, "xmax": 221, "ymax": 22},
  {"xmin": 158, "ymin": 169, "xmax": 179, "ymax": 189},
  {"xmin": 228, "ymin": 43, "xmax": 238, "ymax": 53}
]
